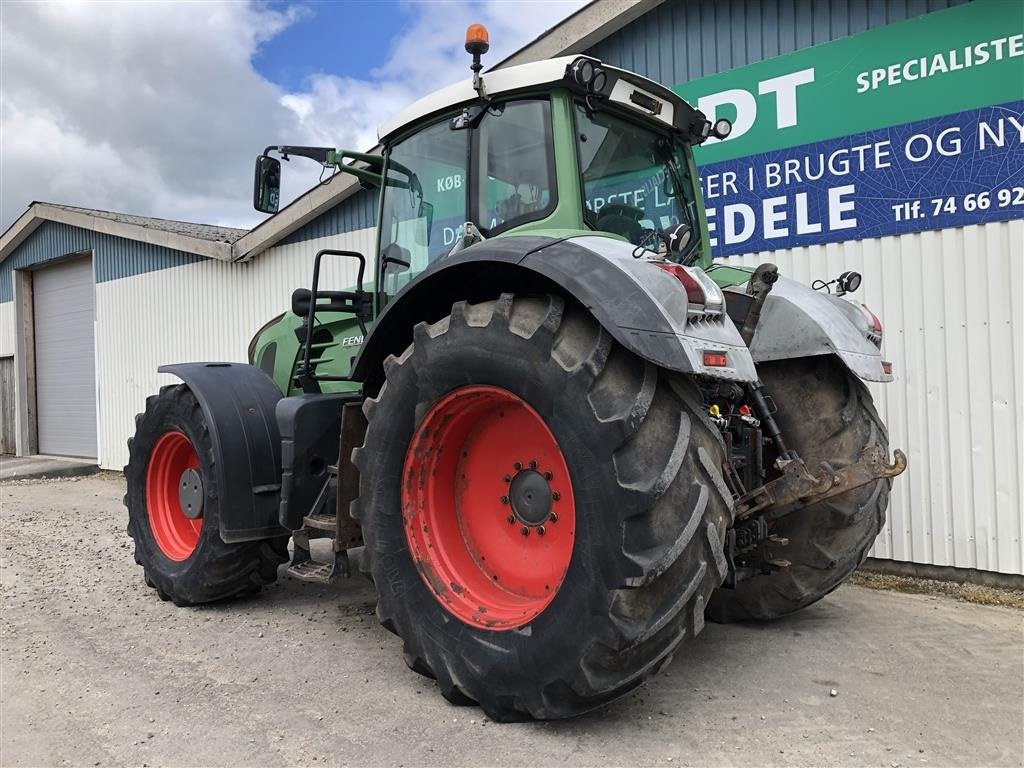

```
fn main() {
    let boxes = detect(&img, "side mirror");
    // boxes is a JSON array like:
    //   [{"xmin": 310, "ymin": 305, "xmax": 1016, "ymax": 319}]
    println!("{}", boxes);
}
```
[{"xmin": 253, "ymin": 155, "xmax": 281, "ymax": 214}]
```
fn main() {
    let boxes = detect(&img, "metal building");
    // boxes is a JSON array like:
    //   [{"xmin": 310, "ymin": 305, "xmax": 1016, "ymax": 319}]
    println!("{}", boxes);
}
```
[{"xmin": 1, "ymin": 0, "xmax": 1020, "ymax": 577}]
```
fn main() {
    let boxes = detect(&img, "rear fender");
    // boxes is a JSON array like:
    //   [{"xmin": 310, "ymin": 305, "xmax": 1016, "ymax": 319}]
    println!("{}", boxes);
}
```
[
  {"xmin": 742, "ymin": 276, "xmax": 892, "ymax": 383},
  {"xmin": 352, "ymin": 235, "xmax": 757, "ymax": 393},
  {"xmin": 158, "ymin": 363, "xmax": 288, "ymax": 543}
]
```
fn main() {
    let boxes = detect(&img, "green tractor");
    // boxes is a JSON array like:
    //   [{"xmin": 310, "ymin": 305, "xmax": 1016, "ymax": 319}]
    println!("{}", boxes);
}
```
[{"xmin": 125, "ymin": 28, "xmax": 906, "ymax": 721}]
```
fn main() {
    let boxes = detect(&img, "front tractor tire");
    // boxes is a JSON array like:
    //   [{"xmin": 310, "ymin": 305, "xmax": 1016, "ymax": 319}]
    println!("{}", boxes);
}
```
[
  {"xmin": 353, "ymin": 294, "xmax": 734, "ymax": 720},
  {"xmin": 707, "ymin": 356, "xmax": 892, "ymax": 622},
  {"xmin": 125, "ymin": 384, "xmax": 288, "ymax": 606}
]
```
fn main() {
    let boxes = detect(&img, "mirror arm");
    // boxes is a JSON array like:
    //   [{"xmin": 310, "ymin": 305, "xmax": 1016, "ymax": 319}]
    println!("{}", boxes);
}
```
[
  {"xmin": 335, "ymin": 163, "xmax": 383, "ymax": 188},
  {"xmin": 326, "ymin": 150, "xmax": 383, "ymax": 188},
  {"xmin": 263, "ymin": 146, "xmax": 384, "ymax": 188},
  {"xmin": 266, "ymin": 145, "xmax": 334, "ymax": 164},
  {"xmin": 334, "ymin": 150, "xmax": 385, "ymax": 169}
]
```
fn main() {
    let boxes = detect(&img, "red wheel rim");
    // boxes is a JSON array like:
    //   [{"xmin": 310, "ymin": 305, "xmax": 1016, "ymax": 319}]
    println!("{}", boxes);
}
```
[
  {"xmin": 403, "ymin": 385, "xmax": 576, "ymax": 630},
  {"xmin": 146, "ymin": 431, "xmax": 203, "ymax": 561}
]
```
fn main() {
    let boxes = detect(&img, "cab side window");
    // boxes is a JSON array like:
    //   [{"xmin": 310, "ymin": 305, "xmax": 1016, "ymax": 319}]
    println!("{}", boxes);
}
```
[{"xmin": 477, "ymin": 100, "xmax": 556, "ymax": 233}]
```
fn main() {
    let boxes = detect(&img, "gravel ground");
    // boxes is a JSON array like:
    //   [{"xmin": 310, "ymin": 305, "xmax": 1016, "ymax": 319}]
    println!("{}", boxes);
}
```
[{"xmin": 2, "ymin": 473, "xmax": 1022, "ymax": 768}]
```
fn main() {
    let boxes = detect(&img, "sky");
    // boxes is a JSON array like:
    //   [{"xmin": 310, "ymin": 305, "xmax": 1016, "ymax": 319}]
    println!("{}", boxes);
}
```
[{"xmin": 0, "ymin": 0, "xmax": 587, "ymax": 233}]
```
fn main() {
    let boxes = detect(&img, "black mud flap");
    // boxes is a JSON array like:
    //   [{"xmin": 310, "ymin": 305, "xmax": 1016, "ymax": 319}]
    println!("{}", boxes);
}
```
[
  {"xmin": 158, "ymin": 362, "xmax": 288, "ymax": 543},
  {"xmin": 276, "ymin": 393, "xmax": 361, "ymax": 531}
]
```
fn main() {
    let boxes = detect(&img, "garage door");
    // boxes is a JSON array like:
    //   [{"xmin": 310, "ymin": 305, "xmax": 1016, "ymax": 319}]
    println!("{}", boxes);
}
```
[{"xmin": 33, "ymin": 257, "xmax": 97, "ymax": 458}]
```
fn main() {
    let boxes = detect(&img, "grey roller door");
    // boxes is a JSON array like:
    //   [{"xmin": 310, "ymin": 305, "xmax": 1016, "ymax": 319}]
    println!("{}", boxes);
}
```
[{"xmin": 33, "ymin": 257, "xmax": 97, "ymax": 458}]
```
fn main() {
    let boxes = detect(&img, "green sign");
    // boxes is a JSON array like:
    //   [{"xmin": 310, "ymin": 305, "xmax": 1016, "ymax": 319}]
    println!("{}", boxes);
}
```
[{"xmin": 676, "ymin": 0, "xmax": 1024, "ymax": 163}]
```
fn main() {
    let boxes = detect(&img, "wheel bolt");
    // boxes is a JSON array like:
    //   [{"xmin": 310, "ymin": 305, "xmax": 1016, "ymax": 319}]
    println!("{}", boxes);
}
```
[
  {"xmin": 514, "ymin": 461, "xmax": 523, "ymax": 471},
  {"xmin": 552, "ymin": 491, "xmax": 561, "ymax": 501},
  {"xmin": 543, "ymin": 471, "xmax": 553, "ymax": 480},
  {"xmin": 537, "ymin": 526, "xmax": 546, "ymax": 536},
  {"xmin": 549, "ymin": 512, "xmax": 558, "ymax": 523},
  {"xmin": 503, "ymin": 474, "xmax": 512, "ymax": 483},
  {"xmin": 500, "ymin": 495, "xmax": 509, "ymax": 505},
  {"xmin": 520, "ymin": 527, "xmax": 530, "ymax": 537},
  {"xmin": 507, "ymin": 514, "xmax": 515, "ymax": 525},
  {"xmin": 529, "ymin": 459, "xmax": 538, "ymax": 469}
]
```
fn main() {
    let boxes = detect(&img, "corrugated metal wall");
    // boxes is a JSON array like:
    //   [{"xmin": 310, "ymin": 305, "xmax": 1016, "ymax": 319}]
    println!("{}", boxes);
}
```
[
  {"xmin": 0, "ymin": 220, "xmax": 205, "ymax": 302},
  {"xmin": 587, "ymin": 0, "xmax": 971, "ymax": 81},
  {"xmin": 723, "ymin": 219, "xmax": 1023, "ymax": 575},
  {"xmin": 279, "ymin": 190, "xmax": 377, "ymax": 246},
  {"xmin": 94, "ymin": 227, "xmax": 375, "ymax": 471}
]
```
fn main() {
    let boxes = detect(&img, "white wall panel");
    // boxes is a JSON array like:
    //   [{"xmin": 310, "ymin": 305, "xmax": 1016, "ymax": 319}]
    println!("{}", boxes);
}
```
[
  {"xmin": 94, "ymin": 228, "xmax": 375, "ymax": 472},
  {"xmin": 722, "ymin": 220, "xmax": 1023, "ymax": 575},
  {"xmin": 0, "ymin": 302, "xmax": 14, "ymax": 357}
]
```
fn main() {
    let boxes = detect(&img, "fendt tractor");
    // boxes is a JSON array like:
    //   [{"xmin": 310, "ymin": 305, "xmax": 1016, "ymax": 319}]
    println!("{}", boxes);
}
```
[{"xmin": 126, "ymin": 26, "xmax": 907, "ymax": 720}]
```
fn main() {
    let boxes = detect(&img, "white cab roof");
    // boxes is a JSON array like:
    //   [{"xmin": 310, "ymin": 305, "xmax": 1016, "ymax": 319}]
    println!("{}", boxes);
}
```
[{"xmin": 378, "ymin": 57, "xmax": 578, "ymax": 141}]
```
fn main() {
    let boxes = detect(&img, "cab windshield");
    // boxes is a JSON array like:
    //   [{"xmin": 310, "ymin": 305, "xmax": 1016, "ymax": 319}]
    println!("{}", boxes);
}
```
[{"xmin": 575, "ymin": 103, "xmax": 702, "ymax": 262}]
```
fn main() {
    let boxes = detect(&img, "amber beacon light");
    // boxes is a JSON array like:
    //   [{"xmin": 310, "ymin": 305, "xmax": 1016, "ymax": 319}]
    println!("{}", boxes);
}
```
[{"xmin": 465, "ymin": 23, "xmax": 490, "ymax": 54}]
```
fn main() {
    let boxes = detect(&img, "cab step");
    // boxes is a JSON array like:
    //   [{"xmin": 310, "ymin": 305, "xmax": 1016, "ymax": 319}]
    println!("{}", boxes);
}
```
[
  {"xmin": 287, "ymin": 528, "xmax": 350, "ymax": 583},
  {"xmin": 303, "ymin": 510, "xmax": 336, "ymax": 532},
  {"xmin": 287, "ymin": 555, "xmax": 347, "ymax": 583}
]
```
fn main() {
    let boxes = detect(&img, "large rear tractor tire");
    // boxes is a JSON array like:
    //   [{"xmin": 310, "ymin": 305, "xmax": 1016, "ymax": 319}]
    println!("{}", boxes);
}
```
[
  {"xmin": 125, "ymin": 384, "xmax": 288, "ymax": 606},
  {"xmin": 353, "ymin": 294, "xmax": 733, "ymax": 720},
  {"xmin": 707, "ymin": 356, "xmax": 891, "ymax": 622}
]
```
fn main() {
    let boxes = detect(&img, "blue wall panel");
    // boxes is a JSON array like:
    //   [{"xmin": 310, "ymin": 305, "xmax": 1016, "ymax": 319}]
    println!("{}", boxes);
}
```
[
  {"xmin": 279, "ymin": 187, "xmax": 378, "ymax": 246},
  {"xmin": 0, "ymin": 221, "xmax": 206, "ymax": 303},
  {"xmin": 586, "ymin": 0, "xmax": 971, "ymax": 84}
]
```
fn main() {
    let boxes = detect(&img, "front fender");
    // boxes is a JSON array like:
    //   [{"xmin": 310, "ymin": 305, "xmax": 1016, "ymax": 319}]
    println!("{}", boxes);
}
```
[
  {"xmin": 744, "ymin": 276, "xmax": 893, "ymax": 383},
  {"xmin": 158, "ymin": 362, "xmax": 288, "ymax": 542},
  {"xmin": 352, "ymin": 234, "xmax": 757, "ymax": 393}
]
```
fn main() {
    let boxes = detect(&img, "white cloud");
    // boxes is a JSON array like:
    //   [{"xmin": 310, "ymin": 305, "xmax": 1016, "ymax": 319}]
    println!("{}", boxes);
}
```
[
  {"xmin": 0, "ymin": 0, "xmax": 586, "ymax": 233},
  {"xmin": 284, "ymin": 0, "xmax": 587, "ymax": 152}
]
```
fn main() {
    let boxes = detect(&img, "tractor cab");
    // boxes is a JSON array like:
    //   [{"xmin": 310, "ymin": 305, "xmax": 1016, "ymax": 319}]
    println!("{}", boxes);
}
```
[
  {"xmin": 254, "ymin": 29, "xmax": 732, "ymax": 307},
  {"xmin": 376, "ymin": 88, "xmax": 716, "ymax": 301}
]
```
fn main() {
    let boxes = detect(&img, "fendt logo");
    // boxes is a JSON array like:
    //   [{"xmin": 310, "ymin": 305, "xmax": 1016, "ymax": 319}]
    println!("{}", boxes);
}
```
[{"xmin": 341, "ymin": 335, "xmax": 364, "ymax": 348}]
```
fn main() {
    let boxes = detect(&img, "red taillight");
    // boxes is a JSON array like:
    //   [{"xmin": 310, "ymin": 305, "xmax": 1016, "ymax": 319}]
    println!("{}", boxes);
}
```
[
  {"xmin": 651, "ymin": 262, "xmax": 705, "ymax": 305},
  {"xmin": 703, "ymin": 351, "xmax": 728, "ymax": 367},
  {"xmin": 860, "ymin": 303, "xmax": 883, "ymax": 334},
  {"xmin": 882, "ymin": 361, "xmax": 893, "ymax": 375}
]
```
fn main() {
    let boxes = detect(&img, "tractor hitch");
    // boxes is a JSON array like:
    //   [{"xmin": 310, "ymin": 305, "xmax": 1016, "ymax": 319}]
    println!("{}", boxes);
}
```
[
  {"xmin": 723, "ymin": 445, "xmax": 906, "ymax": 586},
  {"xmin": 734, "ymin": 444, "xmax": 907, "ymax": 521}
]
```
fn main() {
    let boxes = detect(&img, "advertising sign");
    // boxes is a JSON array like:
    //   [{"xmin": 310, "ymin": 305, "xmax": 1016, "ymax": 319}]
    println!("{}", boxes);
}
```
[{"xmin": 675, "ymin": 0, "xmax": 1024, "ymax": 257}]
